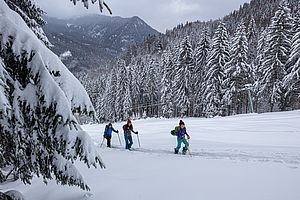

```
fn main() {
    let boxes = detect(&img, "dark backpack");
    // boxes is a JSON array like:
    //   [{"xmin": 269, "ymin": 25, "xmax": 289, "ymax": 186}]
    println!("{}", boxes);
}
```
[{"xmin": 170, "ymin": 126, "xmax": 179, "ymax": 136}]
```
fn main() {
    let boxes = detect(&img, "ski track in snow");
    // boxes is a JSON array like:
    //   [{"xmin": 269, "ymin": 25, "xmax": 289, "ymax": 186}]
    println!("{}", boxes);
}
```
[{"xmin": 94, "ymin": 143, "xmax": 300, "ymax": 169}]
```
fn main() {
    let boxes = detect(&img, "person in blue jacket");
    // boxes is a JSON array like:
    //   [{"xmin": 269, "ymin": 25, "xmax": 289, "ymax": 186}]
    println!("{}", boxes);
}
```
[
  {"xmin": 174, "ymin": 120, "xmax": 190, "ymax": 154},
  {"xmin": 103, "ymin": 123, "xmax": 119, "ymax": 148}
]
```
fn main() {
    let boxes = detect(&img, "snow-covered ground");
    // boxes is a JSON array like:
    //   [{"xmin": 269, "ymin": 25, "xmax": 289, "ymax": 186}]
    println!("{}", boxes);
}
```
[{"xmin": 2, "ymin": 110, "xmax": 300, "ymax": 200}]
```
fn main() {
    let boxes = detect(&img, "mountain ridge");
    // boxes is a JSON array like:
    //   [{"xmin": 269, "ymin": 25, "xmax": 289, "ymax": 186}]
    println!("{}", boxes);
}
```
[{"xmin": 44, "ymin": 14, "xmax": 159, "ymax": 71}]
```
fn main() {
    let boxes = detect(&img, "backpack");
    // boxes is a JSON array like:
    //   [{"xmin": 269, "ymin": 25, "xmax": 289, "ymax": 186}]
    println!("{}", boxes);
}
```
[{"xmin": 170, "ymin": 126, "xmax": 179, "ymax": 136}]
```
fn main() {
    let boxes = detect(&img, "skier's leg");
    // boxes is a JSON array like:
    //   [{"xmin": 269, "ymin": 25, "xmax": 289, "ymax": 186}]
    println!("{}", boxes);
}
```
[
  {"xmin": 128, "ymin": 135, "xmax": 133, "ymax": 149},
  {"xmin": 107, "ymin": 136, "xmax": 112, "ymax": 148},
  {"xmin": 124, "ymin": 134, "xmax": 129, "ymax": 149},
  {"xmin": 183, "ymin": 138, "xmax": 189, "ymax": 148},
  {"xmin": 175, "ymin": 137, "xmax": 183, "ymax": 152},
  {"xmin": 182, "ymin": 138, "xmax": 189, "ymax": 154}
]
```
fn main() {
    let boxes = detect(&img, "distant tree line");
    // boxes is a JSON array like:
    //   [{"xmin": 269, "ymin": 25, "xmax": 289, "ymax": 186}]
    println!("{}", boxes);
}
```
[{"xmin": 78, "ymin": 0, "xmax": 300, "ymax": 122}]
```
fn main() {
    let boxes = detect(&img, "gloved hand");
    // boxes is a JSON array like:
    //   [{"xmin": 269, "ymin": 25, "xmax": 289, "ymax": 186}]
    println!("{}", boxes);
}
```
[
  {"xmin": 135, "ymin": 131, "xmax": 139, "ymax": 134},
  {"xmin": 187, "ymin": 135, "xmax": 190, "ymax": 140},
  {"xmin": 117, "ymin": 130, "xmax": 119, "ymax": 133},
  {"xmin": 103, "ymin": 135, "xmax": 106, "ymax": 139}
]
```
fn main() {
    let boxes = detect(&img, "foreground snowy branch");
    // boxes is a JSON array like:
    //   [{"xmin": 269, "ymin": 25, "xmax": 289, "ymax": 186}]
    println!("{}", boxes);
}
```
[{"xmin": 0, "ymin": 0, "xmax": 104, "ymax": 190}]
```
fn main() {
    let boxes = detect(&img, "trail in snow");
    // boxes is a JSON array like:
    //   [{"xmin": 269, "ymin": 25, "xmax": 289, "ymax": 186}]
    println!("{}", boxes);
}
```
[{"xmin": 96, "ymin": 143, "xmax": 300, "ymax": 169}]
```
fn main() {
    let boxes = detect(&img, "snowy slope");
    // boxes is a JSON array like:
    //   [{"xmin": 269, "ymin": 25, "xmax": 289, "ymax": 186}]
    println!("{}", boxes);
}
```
[{"xmin": 1, "ymin": 110, "xmax": 300, "ymax": 200}]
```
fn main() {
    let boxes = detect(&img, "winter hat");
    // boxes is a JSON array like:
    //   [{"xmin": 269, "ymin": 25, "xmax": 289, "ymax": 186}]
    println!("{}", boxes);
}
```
[
  {"xmin": 179, "ymin": 120, "xmax": 185, "ymax": 126},
  {"xmin": 127, "ymin": 119, "xmax": 132, "ymax": 125}
]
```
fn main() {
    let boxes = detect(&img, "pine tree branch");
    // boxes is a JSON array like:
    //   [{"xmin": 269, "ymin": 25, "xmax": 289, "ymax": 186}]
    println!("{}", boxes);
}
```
[{"xmin": 103, "ymin": 1, "xmax": 112, "ymax": 15}]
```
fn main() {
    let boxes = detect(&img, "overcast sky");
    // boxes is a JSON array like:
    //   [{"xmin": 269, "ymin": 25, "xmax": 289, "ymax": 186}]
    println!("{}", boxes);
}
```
[{"xmin": 36, "ymin": 0, "xmax": 250, "ymax": 32}]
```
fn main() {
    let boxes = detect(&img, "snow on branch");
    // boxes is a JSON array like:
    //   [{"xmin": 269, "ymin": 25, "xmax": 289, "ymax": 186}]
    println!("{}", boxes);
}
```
[{"xmin": 71, "ymin": 0, "xmax": 112, "ymax": 14}]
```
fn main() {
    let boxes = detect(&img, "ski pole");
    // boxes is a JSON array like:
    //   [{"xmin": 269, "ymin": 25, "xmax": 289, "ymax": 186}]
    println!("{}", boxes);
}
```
[
  {"xmin": 136, "ymin": 133, "xmax": 141, "ymax": 148},
  {"xmin": 117, "ymin": 132, "xmax": 122, "ymax": 146},
  {"xmin": 100, "ymin": 137, "xmax": 105, "ymax": 148},
  {"xmin": 187, "ymin": 139, "xmax": 192, "ymax": 156}
]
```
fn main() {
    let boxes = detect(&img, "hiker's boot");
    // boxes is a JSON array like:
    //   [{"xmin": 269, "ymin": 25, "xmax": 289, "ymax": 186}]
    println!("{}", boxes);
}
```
[
  {"xmin": 182, "ymin": 147, "xmax": 188, "ymax": 155},
  {"xmin": 174, "ymin": 148, "xmax": 179, "ymax": 154}
]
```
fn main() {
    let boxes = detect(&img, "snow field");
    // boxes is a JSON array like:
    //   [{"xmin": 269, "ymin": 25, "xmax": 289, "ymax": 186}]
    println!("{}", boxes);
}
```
[{"xmin": 2, "ymin": 110, "xmax": 300, "ymax": 200}]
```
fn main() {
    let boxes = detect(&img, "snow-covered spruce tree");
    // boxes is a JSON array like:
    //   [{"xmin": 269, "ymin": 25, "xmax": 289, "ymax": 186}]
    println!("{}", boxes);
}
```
[
  {"xmin": 144, "ymin": 57, "xmax": 159, "ymax": 117},
  {"xmin": 97, "ymin": 94, "xmax": 106, "ymax": 122},
  {"xmin": 224, "ymin": 22, "xmax": 252, "ymax": 115},
  {"xmin": 260, "ymin": 0, "xmax": 293, "ymax": 112},
  {"xmin": 124, "ymin": 63, "xmax": 133, "ymax": 119},
  {"xmin": 247, "ymin": 17, "xmax": 258, "ymax": 65},
  {"xmin": 135, "ymin": 57, "xmax": 148, "ymax": 118},
  {"xmin": 130, "ymin": 60, "xmax": 141, "ymax": 118},
  {"xmin": 115, "ymin": 59, "xmax": 131, "ymax": 121},
  {"xmin": 4, "ymin": 0, "xmax": 50, "ymax": 46},
  {"xmin": 203, "ymin": 22, "xmax": 230, "ymax": 117},
  {"xmin": 283, "ymin": 13, "xmax": 300, "ymax": 108},
  {"xmin": 0, "ymin": 0, "xmax": 105, "ymax": 190},
  {"xmin": 123, "ymin": 85, "xmax": 132, "ymax": 120},
  {"xmin": 97, "ymin": 66, "xmax": 119, "ymax": 122},
  {"xmin": 173, "ymin": 37, "xmax": 193, "ymax": 117},
  {"xmin": 253, "ymin": 29, "xmax": 269, "ymax": 112},
  {"xmin": 97, "ymin": 72, "xmax": 112, "ymax": 122},
  {"xmin": 106, "ymin": 67, "xmax": 118, "ymax": 122},
  {"xmin": 193, "ymin": 28, "xmax": 210, "ymax": 117},
  {"xmin": 76, "ymin": 72, "xmax": 106, "ymax": 123},
  {"xmin": 161, "ymin": 51, "xmax": 175, "ymax": 118}
]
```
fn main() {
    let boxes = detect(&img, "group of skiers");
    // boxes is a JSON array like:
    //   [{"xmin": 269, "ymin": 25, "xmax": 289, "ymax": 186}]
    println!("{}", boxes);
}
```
[
  {"xmin": 103, "ymin": 119, "xmax": 190, "ymax": 154},
  {"xmin": 103, "ymin": 119, "xmax": 138, "ymax": 150}
]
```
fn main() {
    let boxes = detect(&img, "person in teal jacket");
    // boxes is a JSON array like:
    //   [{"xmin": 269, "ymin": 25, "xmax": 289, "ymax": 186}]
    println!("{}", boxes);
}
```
[
  {"xmin": 104, "ymin": 123, "xmax": 119, "ymax": 148},
  {"xmin": 174, "ymin": 120, "xmax": 190, "ymax": 154}
]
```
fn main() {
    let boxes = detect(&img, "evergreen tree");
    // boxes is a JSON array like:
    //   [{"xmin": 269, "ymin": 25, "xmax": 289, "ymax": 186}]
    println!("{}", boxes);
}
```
[
  {"xmin": 138, "ymin": 57, "xmax": 148, "ymax": 117},
  {"xmin": 194, "ymin": 28, "xmax": 210, "ymax": 116},
  {"xmin": 203, "ymin": 22, "xmax": 230, "ymax": 117},
  {"xmin": 161, "ymin": 51, "xmax": 175, "ymax": 118},
  {"xmin": 247, "ymin": 17, "xmax": 258, "ymax": 64},
  {"xmin": 115, "ymin": 59, "xmax": 131, "ymax": 121},
  {"xmin": 283, "ymin": 10, "xmax": 300, "ymax": 107},
  {"xmin": 97, "ymin": 68, "xmax": 118, "ymax": 122},
  {"xmin": 106, "ymin": 67, "xmax": 118, "ymax": 121},
  {"xmin": 260, "ymin": 0, "xmax": 293, "ymax": 111},
  {"xmin": 253, "ymin": 29, "xmax": 269, "ymax": 112},
  {"xmin": 144, "ymin": 57, "xmax": 159, "ymax": 117},
  {"xmin": 97, "ymin": 94, "xmax": 107, "ymax": 122},
  {"xmin": 173, "ymin": 37, "xmax": 193, "ymax": 117},
  {"xmin": 224, "ymin": 22, "xmax": 252, "ymax": 115},
  {"xmin": 130, "ymin": 60, "xmax": 142, "ymax": 118},
  {"xmin": 123, "ymin": 86, "xmax": 132, "ymax": 120},
  {"xmin": 0, "ymin": 1, "xmax": 104, "ymax": 190}
]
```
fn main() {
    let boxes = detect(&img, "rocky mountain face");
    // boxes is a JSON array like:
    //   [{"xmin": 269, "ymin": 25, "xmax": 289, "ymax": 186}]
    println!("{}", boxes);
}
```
[{"xmin": 44, "ymin": 14, "xmax": 159, "ymax": 72}]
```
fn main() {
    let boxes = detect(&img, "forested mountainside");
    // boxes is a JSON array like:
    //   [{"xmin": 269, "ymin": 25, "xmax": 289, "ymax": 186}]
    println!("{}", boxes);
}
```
[
  {"xmin": 77, "ymin": 0, "xmax": 300, "ymax": 122},
  {"xmin": 44, "ymin": 15, "xmax": 159, "ymax": 71}
]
